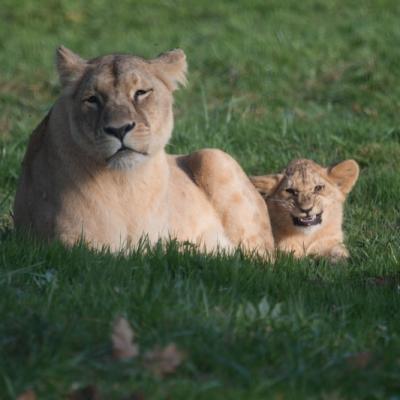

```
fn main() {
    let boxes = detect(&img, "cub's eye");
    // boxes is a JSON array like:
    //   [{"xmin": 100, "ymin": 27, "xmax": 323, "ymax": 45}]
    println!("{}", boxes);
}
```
[
  {"xmin": 134, "ymin": 89, "xmax": 152, "ymax": 102},
  {"xmin": 314, "ymin": 185, "xmax": 324, "ymax": 193},
  {"xmin": 84, "ymin": 95, "xmax": 99, "ymax": 105},
  {"xmin": 286, "ymin": 188, "xmax": 298, "ymax": 196},
  {"xmin": 135, "ymin": 90, "xmax": 147, "ymax": 97}
]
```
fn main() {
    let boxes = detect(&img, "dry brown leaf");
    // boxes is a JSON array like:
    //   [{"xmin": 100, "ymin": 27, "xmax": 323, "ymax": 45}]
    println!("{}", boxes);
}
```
[
  {"xmin": 17, "ymin": 389, "xmax": 36, "ymax": 400},
  {"xmin": 67, "ymin": 384, "xmax": 101, "ymax": 400},
  {"xmin": 122, "ymin": 393, "xmax": 145, "ymax": 400},
  {"xmin": 367, "ymin": 275, "xmax": 399, "ymax": 287},
  {"xmin": 347, "ymin": 351, "xmax": 372, "ymax": 369},
  {"xmin": 321, "ymin": 391, "xmax": 345, "ymax": 400},
  {"xmin": 144, "ymin": 343, "xmax": 185, "ymax": 377},
  {"xmin": 111, "ymin": 316, "xmax": 139, "ymax": 360}
]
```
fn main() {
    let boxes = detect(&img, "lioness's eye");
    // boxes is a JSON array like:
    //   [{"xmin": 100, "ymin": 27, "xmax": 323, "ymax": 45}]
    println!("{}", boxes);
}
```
[
  {"xmin": 286, "ymin": 188, "xmax": 298, "ymax": 196},
  {"xmin": 134, "ymin": 89, "xmax": 152, "ymax": 102},
  {"xmin": 314, "ymin": 185, "xmax": 324, "ymax": 193},
  {"xmin": 85, "ymin": 95, "xmax": 99, "ymax": 105}
]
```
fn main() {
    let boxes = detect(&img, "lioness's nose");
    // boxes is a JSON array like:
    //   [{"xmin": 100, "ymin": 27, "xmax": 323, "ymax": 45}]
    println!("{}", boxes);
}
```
[
  {"xmin": 104, "ymin": 122, "xmax": 135, "ymax": 141},
  {"xmin": 299, "ymin": 206, "xmax": 312, "ymax": 214}
]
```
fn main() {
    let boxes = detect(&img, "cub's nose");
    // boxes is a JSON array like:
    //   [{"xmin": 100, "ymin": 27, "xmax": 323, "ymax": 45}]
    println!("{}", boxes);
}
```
[
  {"xmin": 104, "ymin": 122, "xmax": 135, "ymax": 141},
  {"xmin": 299, "ymin": 206, "xmax": 313, "ymax": 214}
]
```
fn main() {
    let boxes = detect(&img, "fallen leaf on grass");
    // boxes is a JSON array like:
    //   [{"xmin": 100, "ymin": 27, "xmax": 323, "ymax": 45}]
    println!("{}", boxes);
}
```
[
  {"xmin": 17, "ymin": 389, "xmax": 36, "ymax": 400},
  {"xmin": 144, "ymin": 343, "xmax": 185, "ymax": 377},
  {"xmin": 122, "ymin": 393, "xmax": 145, "ymax": 400},
  {"xmin": 68, "ymin": 385, "xmax": 146, "ymax": 400},
  {"xmin": 67, "ymin": 384, "xmax": 101, "ymax": 400},
  {"xmin": 111, "ymin": 316, "xmax": 139, "ymax": 360},
  {"xmin": 367, "ymin": 275, "xmax": 399, "ymax": 287},
  {"xmin": 321, "ymin": 391, "xmax": 345, "ymax": 400},
  {"xmin": 347, "ymin": 351, "xmax": 372, "ymax": 369}
]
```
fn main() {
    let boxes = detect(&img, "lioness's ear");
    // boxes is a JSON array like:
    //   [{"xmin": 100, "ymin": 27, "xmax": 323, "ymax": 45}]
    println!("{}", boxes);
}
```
[
  {"xmin": 56, "ymin": 46, "xmax": 87, "ymax": 87},
  {"xmin": 149, "ymin": 49, "xmax": 187, "ymax": 91},
  {"xmin": 250, "ymin": 174, "xmax": 283, "ymax": 198},
  {"xmin": 328, "ymin": 159, "xmax": 359, "ymax": 195}
]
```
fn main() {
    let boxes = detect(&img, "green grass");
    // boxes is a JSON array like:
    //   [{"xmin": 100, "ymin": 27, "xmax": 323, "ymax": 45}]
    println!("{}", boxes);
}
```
[{"xmin": 1, "ymin": 0, "xmax": 400, "ymax": 398}]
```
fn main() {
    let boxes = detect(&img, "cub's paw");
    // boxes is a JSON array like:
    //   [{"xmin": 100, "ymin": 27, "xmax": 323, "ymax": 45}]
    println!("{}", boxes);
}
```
[
  {"xmin": 277, "ymin": 242, "xmax": 305, "ymax": 259},
  {"xmin": 328, "ymin": 244, "xmax": 349, "ymax": 263}
]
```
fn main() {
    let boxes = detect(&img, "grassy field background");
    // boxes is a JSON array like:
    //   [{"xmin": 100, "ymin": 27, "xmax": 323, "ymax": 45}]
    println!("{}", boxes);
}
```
[{"xmin": 1, "ymin": 0, "xmax": 400, "ymax": 398}]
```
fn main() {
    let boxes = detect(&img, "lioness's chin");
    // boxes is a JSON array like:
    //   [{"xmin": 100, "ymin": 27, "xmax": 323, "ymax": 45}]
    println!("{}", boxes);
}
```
[{"xmin": 107, "ymin": 152, "xmax": 148, "ymax": 170}]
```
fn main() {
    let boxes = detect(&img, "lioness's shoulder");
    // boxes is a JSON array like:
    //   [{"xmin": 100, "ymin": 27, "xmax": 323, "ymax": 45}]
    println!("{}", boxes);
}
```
[{"xmin": 22, "ymin": 110, "xmax": 52, "ymax": 170}]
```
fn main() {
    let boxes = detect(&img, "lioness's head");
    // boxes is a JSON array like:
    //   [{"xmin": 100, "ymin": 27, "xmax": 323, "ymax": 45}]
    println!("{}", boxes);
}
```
[
  {"xmin": 56, "ymin": 46, "xmax": 187, "ymax": 169},
  {"xmin": 251, "ymin": 159, "xmax": 359, "ymax": 232}
]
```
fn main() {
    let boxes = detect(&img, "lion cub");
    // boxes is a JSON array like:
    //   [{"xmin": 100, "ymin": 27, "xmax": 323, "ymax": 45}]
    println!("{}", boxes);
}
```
[{"xmin": 251, "ymin": 159, "xmax": 359, "ymax": 262}]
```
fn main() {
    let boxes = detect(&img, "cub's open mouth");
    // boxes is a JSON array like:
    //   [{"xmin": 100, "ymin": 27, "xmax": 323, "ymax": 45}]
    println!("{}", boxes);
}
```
[{"xmin": 292, "ymin": 212, "xmax": 322, "ymax": 227}]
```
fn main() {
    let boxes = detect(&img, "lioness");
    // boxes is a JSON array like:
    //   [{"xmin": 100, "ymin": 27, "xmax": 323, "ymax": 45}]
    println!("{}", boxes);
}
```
[
  {"xmin": 13, "ymin": 46, "xmax": 274, "ymax": 255},
  {"xmin": 251, "ymin": 159, "xmax": 359, "ymax": 262}
]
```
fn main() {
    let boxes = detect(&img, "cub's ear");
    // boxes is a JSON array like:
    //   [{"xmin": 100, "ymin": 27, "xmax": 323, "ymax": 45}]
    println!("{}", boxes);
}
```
[
  {"xmin": 56, "ymin": 46, "xmax": 87, "ymax": 87},
  {"xmin": 328, "ymin": 159, "xmax": 359, "ymax": 194},
  {"xmin": 250, "ymin": 174, "xmax": 283, "ymax": 198},
  {"xmin": 149, "ymin": 49, "xmax": 187, "ymax": 91}
]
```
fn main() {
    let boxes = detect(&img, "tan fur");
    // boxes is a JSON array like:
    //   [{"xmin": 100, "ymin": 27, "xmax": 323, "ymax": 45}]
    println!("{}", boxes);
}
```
[
  {"xmin": 13, "ymin": 46, "xmax": 274, "ymax": 256},
  {"xmin": 251, "ymin": 159, "xmax": 359, "ymax": 262}
]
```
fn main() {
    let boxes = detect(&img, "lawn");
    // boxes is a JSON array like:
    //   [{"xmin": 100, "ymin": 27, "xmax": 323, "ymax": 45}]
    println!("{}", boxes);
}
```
[{"xmin": 1, "ymin": 0, "xmax": 400, "ymax": 398}]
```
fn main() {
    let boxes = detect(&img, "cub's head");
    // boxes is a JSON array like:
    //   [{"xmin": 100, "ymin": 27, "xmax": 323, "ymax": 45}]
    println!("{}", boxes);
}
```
[
  {"xmin": 56, "ymin": 46, "xmax": 187, "ymax": 169},
  {"xmin": 251, "ymin": 159, "xmax": 359, "ymax": 232}
]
